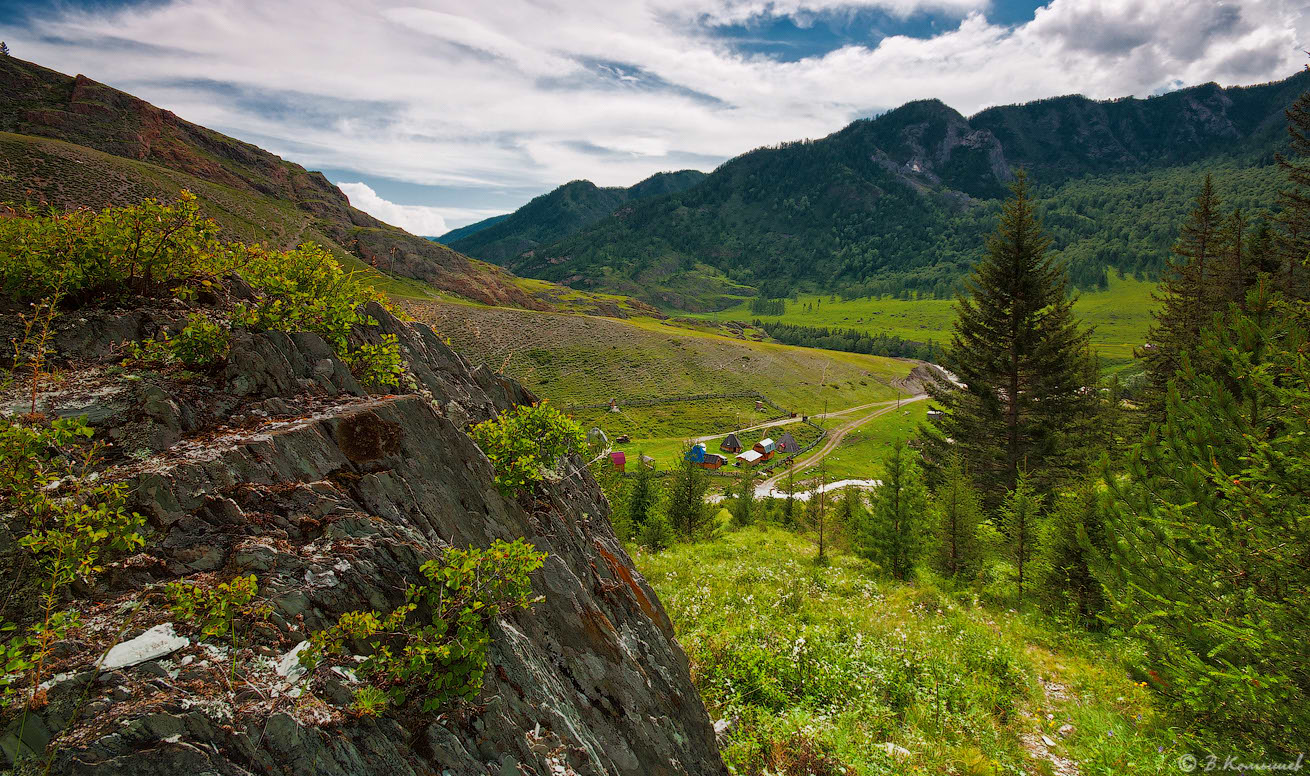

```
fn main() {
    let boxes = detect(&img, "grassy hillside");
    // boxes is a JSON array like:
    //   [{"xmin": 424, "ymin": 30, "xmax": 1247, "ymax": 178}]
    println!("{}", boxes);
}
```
[
  {"xmin": 637, "ymin": 526, "xmax": 1183, "ymax": 775},
  {"xmin": 409, "ymin": 300, "xmax": 913, "ymax": 412},
  {"xmin": 0, "ymin": 55, "xmax": 540, "ymax": 308}
]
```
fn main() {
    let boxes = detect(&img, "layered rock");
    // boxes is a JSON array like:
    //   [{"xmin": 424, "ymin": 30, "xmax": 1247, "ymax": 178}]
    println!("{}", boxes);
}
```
[{"xmin": 2, "ymin": 297, "xmax": 724, "ymax": 775}]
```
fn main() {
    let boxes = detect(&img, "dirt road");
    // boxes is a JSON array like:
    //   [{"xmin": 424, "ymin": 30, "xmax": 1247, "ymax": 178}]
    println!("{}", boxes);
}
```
[
  {"xmin": 690, "ymin": 394, "xmax": 914, "ymax": 445},
  {"xmin": 756, "ymin": 394, "xmax": 928, "ymax": 496}
]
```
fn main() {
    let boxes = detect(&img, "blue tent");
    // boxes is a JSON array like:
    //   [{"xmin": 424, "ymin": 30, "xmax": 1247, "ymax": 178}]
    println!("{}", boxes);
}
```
[{"xmin": 684, "ymin": 443, "xmax": 707, "ymax": 463}]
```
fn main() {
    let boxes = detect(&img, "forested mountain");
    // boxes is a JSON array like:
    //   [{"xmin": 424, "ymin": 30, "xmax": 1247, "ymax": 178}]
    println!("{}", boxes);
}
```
[
  {"xmin": 0, "ymin": 56, "xmax": 540, "ymax": 307},
  {"xmin": 432, "ymin": 213, "xmax": 510, "ymax": 243},
  {"xmin": 503, "ymin": 72, "xmax": 1308, "ymax": 309},
  {"xmin": 445, "ymin": 169, "xmax": 707, "ymax": 263}
]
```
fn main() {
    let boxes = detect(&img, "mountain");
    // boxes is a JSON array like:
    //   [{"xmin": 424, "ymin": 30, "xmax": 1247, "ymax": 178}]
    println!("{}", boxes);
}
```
[
  {"xmin": 431, "ymin": 213, "xmax": 510, "ymax": 243},
  {"xmin": 446, "ymin": 169, "xmax": 707, "ymax": 263},
  {"xmin": 0, "ymin": 56, "xmax": 539, "ymax": 308},
  {"xmin": 508, "ymin": 72, "xmax": 1308, "ymax": 310}
]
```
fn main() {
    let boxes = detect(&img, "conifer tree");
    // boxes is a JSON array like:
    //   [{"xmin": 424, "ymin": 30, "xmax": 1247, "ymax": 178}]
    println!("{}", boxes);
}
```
[
  {"xmin": 730, "ymin": 468, "xmax": 755, "ymax": 528},
  {"xmin": 1138, "ymin": 175, "xmax": 1225, "ymax": 409},
  {"xmin": 1098, "ymin": 280, "xmax": 1310, "ymax": 751},
  {"xmin": 627, "ymin": 453, "xmax": 655, "ymax": 531},
  {"xmin": 1001, "ymin": 471, "xmax": 1043, "ymax": 605},
  {"xmin": 1041, "ymin": 477, "xmax": 1105, "ymax": 625},
  {"xmin": 923, "ymin": 171, "xmax": 1093, "ymax": 506},
  {"xmin": 666, "ymin": 448, "xmax": 711, "ymax": 540},
  {"xmin": 1274, "ymin": 85, "xmax": 1310, "ymax": 297},
  {"xmin": 1219, "ymin": 207, "xmax": 1252, "ymax": 307},
  {"xmin": 859, "ymin": 441, "xmax": 929, "ymax": 580},
  {"xmin": 932, "ymin": 454, "xmax": 984, "ymax": 579}
]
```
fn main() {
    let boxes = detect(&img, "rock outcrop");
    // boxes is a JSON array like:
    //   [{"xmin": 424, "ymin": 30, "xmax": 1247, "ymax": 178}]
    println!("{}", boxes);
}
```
[{"xmin": 2, "ymin": 294, "xmax": 724, "ymax": 775}]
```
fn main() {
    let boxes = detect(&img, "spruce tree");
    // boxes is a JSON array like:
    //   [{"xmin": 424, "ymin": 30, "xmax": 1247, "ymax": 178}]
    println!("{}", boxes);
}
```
[
  {"xmin": 1098, "ymin": 280, "xmax": 1310, "ymax": 751},
  {"xmin": 1274, "ymin": 85, "xmax": 1310, "ymax": 297},
  {"xmin": 932, "ymin": 454, "xmax": 984, "ymax": 580},
  {"xmin": 923, "ymin": 171, "xmax": 1093, "ymax": 507},
  {"xmin": 1041, "ymin": 477, "xmax": 1105, "ymax": 625},
  {"xmin": 627, "ymin": 454, "xmax": 655, "ymax": 531},
  {"xmin": 859, "ymin": 441, "xmax": 929, "ymax": 580},
  {"xmin": 666, "ymin": 449, "xmax": 711, "ymax": 540},
  {"xmin": 1001, "ymin": 471, "xmax": 1043, "ymax": 605},
  {"xmin": 1219, "ymin": 208, "xmax": 1252, "ymax": 307},
  {"xmin": 1138, "ymin": 175, "xmax": 1225, "ymax": 409},
  {"xmin": 730, "ymin": 468, "xmax": 755, "ymax": 528}
]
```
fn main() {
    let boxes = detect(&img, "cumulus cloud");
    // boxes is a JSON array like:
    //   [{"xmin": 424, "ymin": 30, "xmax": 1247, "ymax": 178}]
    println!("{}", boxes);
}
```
[
  {"xmin": 2, "ymin": 0, "xmax": 1306, "ymax": 229},
  {"xmin": 338, "ymin": 182, "xmax": 453, "ymax": 236}
]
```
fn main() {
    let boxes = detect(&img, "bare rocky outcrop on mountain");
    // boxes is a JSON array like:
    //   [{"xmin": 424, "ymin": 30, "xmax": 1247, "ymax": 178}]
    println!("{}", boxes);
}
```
[{"xmin": 0, "ymin": 289, "xmax": 724, "ymax": 775}]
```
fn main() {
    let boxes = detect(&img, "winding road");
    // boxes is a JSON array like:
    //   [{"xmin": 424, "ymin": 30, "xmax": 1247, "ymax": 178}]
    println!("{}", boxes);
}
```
[{"xmin": 754, "ymin": 393, "xmax": 928, "ymax": 498}]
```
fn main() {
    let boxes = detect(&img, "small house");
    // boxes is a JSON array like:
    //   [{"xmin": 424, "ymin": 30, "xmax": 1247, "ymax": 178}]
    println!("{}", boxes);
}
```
[
  {"xmin": 700, "ymin": 453, "xmax": 725, "ymax": 470},
  {"xmin": 736, "ymin": 449, "xmax": 763, "ymax": 467},
  {"xmin": 927, "ymin": 409, "xmax": 944, "ymax": 421},
  {"xmin": 776, "ymin": 432, "xmax": 800, "ymax": 454},
  {"xmin": 609, "ymin": 451, "xmax": 627, "ymax": 471},
  {"xmin": 754, "ymin": 438, "xmax": 776, "ymax": 460},
  {"xmin": 684, "ymin": 444, "xmax": 707, "ymax": 463},
  {"xmin": 616, "ymin": 434, "xmax": 631, "ymax": 444},
  {"xmin": 720, "ymin": 433, "xmax": 743, "ymax": 453},
  {"xmin": 640, "ymin": 455, "xmax": 656, "ymax": 469},
  {"xmin": 755, "ymin": 400, "xmax": 765, "ymax": 411}
]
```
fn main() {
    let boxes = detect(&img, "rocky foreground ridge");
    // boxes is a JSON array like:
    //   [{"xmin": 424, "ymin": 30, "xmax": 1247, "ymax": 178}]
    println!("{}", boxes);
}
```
[{"xmin": 0, "ymin": 284, "xmax": 724, "ymax": 775}]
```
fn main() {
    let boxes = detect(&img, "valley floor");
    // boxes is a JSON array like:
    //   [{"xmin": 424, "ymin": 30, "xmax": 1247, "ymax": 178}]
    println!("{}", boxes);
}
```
[{"xmin": 635, "ymin": 526, "xmax": 1188, "ymax": 776}]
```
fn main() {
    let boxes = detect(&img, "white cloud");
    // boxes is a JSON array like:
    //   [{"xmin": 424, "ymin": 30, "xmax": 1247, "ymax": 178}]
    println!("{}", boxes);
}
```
[
  {"xmin": 338, "ymin": 182, "xmax": 454, "ymax": 235},
  {"xmin": 2, "ymin": 0, "xmax": 1306, "ymax": 219}
]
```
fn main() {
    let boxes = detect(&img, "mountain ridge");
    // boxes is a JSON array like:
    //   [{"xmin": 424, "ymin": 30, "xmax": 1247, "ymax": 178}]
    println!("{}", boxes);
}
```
[
  {"xmin": 445, "ymin": 169, "xmax": 707, "ymax": 263},
  {"xmin": 497, "ymin": 70, "xmax": 1307, "ymax": 309}
]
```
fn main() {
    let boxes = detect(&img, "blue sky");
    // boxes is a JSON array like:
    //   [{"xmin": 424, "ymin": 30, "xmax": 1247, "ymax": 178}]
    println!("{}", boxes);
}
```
[{"xmin": 1, "ymin": 0, "xmax": 1305, "ymax": 235}]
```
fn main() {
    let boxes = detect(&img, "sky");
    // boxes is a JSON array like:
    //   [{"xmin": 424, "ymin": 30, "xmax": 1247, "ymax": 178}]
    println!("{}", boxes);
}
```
[{"xmin": 1, "ymin": 0, "xmax": 1307, "ymax": 235}]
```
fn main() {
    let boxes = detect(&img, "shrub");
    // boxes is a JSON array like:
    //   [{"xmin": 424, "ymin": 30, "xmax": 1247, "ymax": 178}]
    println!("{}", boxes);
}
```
[
  {"xmin": 0, "ymin": 191, "xmax": 224, "ymax": 301},
  {"xmin": 124, "ymin": 313, "xmax": 231, "ymax": 368},
  {"xmin": 469, "ymin": 403, "xmax": 586, "ymax": 496},
  {"xmin": 301, "ymin": 539, "xmax": 546, "ymax": 714},
  {"xmin": 166, "ymin": 574, "xmax": 268, "ymax": 678},
  {"xmin": 0, "ymin": 416, "xmax": 146, "ymax": 705},
  {"xmin": 344, "ymin": 334, "xmax": 404, "ymax": 388},
  {"xmin": 233, "ymin": 243, "xmax": 407, "ymax": 384}
]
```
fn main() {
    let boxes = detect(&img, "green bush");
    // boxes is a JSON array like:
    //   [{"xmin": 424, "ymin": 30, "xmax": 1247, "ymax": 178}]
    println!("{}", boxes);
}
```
[
  {"xmin": 301, "ymin": 539, "xmax": 546, "ymax": 714},
  {"xmin": 1, "ymin": 195, "xmax": 409, "ymax": 384},
  {"xmin": 124, "ymin": 313, "xmax": 230, "ymax": 368},
  {"xmin": 0, "ymin": 191, "xmax": 224, "ymax": 300},
  {"xmin": 166, "ymin": 574, "xmax": 268, "ymax": 679},
  {"xmin": 344, "ymin": 334, "xmax": 404, "ymax": 388},
  {"xmin": 469, "ymin": 403, "xmax": 586, "ymax": 496},
  {"xmin": 0, "ymin": 416, "xmax": 146, "ymax": 706},
  {"xmin": 233, "ymin": 243, "xmax": 407, "ymax": 385}
]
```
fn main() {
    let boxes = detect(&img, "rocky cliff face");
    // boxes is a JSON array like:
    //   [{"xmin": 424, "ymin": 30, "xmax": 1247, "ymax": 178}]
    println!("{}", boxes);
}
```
[{"xmin": 0, "ymin": 288, "xmax": 723, "ymax": 775}]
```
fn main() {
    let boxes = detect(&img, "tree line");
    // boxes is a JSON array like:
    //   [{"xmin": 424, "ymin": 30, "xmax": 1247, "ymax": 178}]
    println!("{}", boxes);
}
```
[{"xmin": 756, "ymin": 320, "xmax": 944, "ymax": 362}]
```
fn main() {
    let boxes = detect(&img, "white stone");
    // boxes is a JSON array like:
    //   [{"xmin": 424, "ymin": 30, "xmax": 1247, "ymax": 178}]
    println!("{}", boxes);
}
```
[
  {"xmin": 277, "ymin": 640, "xmax": 312, "ymax": 683},
  {"xmin": 1042, "ymin": 735, "xmax": 1057, "ymax": 748},
  {"xmin": 101, "ymin": 624, "xmax": 189, "ymax": 670},
  {"xmin": 879, "ymin": 742, "xmax": 913, "ymax": 759}
]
